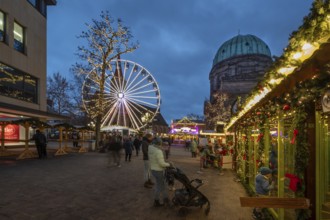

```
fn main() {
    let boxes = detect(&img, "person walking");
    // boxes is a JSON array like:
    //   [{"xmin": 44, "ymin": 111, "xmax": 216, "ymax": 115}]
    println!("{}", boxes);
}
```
[
  {"xmin": 142, "ymin": 133, "xmax": 154, "ymax": 188},
  {"xmin": 31, "ymin": 129, "xmax": 47, "ymax": 159},
  {"xmin": 148, "ymin": 137, "xmax": 171, "ymax": 207},
  {"xmin": 107, "ymin": 135, "xmax": 123, "ymax": 167},
  {"xmin": 189, "ymin": 139, "xmax": 198, "ymax": 158},
  {"xmin": 123, "ymin": 137, "xmax": 134, "ymax": 162},
  {"xmin": 133, "ymin": 136, "xmax": 141, "ymax": 156},
  {"xmin": 72, "ymin": 131, "xmax": 79, "ymax": 148}
]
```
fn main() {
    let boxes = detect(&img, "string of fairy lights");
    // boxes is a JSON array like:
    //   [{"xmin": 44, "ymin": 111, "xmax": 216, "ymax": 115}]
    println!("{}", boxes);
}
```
[{"xmin": 225, "ymin": 3, "xmax": 330, "ymax": 131}]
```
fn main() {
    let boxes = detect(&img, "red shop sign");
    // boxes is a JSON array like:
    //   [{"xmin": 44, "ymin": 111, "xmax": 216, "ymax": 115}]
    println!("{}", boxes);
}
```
[{"xmin": 0, "ymin": 124, "xmax": 20, "ymax": 140}]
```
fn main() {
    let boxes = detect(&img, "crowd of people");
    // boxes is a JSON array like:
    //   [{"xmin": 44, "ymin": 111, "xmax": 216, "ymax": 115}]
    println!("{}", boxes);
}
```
[{"xmin": 29, "ymin": 130, "xmax": 276, "ymax": 217}]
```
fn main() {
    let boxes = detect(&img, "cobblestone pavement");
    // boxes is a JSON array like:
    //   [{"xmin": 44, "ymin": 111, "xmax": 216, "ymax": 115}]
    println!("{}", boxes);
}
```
[{"xmin": 0, "ymin": 144, "xmax": 253, "ymax": 220}]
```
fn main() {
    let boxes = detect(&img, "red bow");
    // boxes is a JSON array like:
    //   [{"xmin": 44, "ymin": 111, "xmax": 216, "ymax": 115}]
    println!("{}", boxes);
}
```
[
  {"xmin": 285, "ymin": 173, "xmax": 301, "ymax": 192},
  {"xmin": 290, "ymin": 129, "xmax": 299, "ymax": 144}
]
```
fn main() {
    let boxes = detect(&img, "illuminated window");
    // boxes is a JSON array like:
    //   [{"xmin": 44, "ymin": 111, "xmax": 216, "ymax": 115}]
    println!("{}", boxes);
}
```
[
  {"xmin": 0, "ymin": 11, "xmax": 4, "ymax": 42},
  {"xmin": 0, "ymin": 62, "xmax": 38, "ymax": 103},
  {"xmin": 13, "ymin": 22, "xmax": 24, "ymax": 52}
]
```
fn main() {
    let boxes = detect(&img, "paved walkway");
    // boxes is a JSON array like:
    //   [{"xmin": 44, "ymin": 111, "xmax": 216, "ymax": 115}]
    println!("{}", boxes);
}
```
[{"xmin": 0, "ymin": 144, "xmax": 253, "ymax": 220}]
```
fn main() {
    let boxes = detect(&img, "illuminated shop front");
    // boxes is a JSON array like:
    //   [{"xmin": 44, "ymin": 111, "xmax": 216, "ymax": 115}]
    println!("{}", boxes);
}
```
[
  {"xmin": 226, "ymin": 2, "xmax": 330, "ymax": 219},
  {"xmin": 169, "ymin": 117, "xmax": 205, "ymax": 143}
]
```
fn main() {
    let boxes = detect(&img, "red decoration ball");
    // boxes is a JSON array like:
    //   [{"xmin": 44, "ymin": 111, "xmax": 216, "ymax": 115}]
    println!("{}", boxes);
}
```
[{"xmin": 283, "ymin": 104, "xmax": 290, "ymax": 111}]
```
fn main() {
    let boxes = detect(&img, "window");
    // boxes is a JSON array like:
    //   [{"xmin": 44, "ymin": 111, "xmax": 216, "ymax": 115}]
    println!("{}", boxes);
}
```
[
  {"xmin": 13, "ymin": 22, "xmax": 24, "ymax": 53},
  {"xmin": 0, "ymin": 62, "xmax": 38, "ymax": 103},
  {"xmin": 0, "ymin": 11, "xmax": 4, "ymax": 42},
  {"xmin": 27, "ymin": 0, "xmax": 47, "ymax": 17}
]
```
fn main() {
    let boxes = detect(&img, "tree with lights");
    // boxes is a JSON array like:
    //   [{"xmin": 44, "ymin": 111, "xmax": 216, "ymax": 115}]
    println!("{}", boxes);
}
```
[
  {"xmin": 71, "ymin": 11, "xmax": 139, "ymax": 149},
  {"xmin": 204, "ymin": 91, "xmax": 231, "ymax": 130}
]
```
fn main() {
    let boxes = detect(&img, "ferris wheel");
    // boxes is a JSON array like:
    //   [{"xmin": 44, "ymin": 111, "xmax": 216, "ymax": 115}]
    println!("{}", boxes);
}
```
[{"xmin": 82, "ymin": 59, "xmax": 161, "ymax": 131}]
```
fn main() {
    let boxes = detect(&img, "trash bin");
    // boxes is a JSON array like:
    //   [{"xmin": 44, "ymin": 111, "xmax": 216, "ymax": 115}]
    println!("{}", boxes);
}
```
[{"xmin": 88, "ymin": 140, "xmax": 96, "ymax": 151}]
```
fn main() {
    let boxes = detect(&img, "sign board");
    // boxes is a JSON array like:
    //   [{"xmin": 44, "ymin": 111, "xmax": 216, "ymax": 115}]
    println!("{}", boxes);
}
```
[{"xmin": 0, "ymin": 124, "xmax": 20, "ymax": 141}]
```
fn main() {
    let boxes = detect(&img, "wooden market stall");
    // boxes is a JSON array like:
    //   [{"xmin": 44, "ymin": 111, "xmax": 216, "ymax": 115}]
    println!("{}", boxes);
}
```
[{"xmin": 225, "ymin": 2, "xmax": 330, "ymax": 220}]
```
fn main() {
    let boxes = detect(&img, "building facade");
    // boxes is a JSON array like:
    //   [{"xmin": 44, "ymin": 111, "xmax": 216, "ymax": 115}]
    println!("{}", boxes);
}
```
[
  {"xmin": 0, "ymin": 0, "xmax": 56, "ymax": 119},
  {"xmin": 209, "ymin": 34, "xmax": 273, "ymax": 107},
  {"xmin": 0, "ymin": 1, "xmax": 62, "ymax": 154}
]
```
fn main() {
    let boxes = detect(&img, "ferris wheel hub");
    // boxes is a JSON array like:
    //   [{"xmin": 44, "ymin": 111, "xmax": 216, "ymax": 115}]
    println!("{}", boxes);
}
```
[{"xmin": 117, "ymin": 92, "xmax": 124, "ymax": 99}]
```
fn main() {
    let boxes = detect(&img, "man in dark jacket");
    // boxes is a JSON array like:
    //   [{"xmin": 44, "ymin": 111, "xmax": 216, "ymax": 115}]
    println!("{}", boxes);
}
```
[
  {"xmin": 31, "ymin": 129, "xmax": 47, "ymax": 159},
  {"xmin": 133, "ymin": 136, "xmax": 141, "ymax": 156},
  {"xmin": 142, "ymin": 133, "xmax": 154, "ymax": 188}
]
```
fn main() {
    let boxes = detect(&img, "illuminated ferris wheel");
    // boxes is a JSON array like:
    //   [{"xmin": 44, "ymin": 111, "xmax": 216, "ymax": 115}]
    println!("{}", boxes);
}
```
[{"xmin": 82, "ymin": 59, "xmax": 161, "ymax": 131}]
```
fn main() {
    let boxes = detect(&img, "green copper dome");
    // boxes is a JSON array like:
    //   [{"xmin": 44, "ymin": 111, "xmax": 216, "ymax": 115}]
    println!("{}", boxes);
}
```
[{"xmin": 213, "ymin": 34, "xmax": 271, "ymax": 66}]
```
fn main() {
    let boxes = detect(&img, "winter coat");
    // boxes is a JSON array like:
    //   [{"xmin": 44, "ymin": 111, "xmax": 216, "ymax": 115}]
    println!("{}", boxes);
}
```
[
  {"xmin": 255, "ymin": 174, "xmax": 271, "ymax": 195},
  {"xmin": 123, "ymin": 140, "xmax": 134, "ymax": 154},
  {"xmin": 148, "ymin": 144, "xmax": 170, "ymax": 171},
  {"xmin": 189, "ymin": 140, "xmax": 198, "ymax": 153},
  {"xmin": 142, "ymin": 137, "xmax": 150, "ymax": 160}
]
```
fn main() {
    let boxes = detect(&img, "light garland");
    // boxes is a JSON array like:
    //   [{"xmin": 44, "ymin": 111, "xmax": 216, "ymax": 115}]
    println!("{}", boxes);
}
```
[{"xmin": 225, "ymin": 1, "xmax": 330, "ymax": 131}]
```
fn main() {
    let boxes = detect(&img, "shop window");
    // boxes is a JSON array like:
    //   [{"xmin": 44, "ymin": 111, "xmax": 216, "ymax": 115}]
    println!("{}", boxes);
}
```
[
  {"xmin": 0, "ymin": 11, "xmax": 4, "ymax": 42},
  {"xmin": 13, "ymin": 22, "xmax": 24, "ymax": 53},
  {"xmin": 0, "ymin": 62, "xmax": 38, "ymax": 103}
]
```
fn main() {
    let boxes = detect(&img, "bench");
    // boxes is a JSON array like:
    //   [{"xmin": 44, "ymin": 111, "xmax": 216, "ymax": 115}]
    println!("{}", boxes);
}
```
[{"xmin": 240, "ymin": 197, "xmax": 310, "ymax": 209}]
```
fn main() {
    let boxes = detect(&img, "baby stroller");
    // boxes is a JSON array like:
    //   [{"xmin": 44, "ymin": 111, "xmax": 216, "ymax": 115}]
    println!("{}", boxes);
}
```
[{"xmin": 165, "ymin": 165, "xmax": 210, "ymax": 216}]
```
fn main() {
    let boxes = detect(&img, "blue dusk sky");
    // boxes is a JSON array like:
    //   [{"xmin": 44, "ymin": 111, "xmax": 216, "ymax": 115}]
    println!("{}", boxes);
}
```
[{"xmin": 47, "ymin": 0, "xmax": 313, "ymax": 124}]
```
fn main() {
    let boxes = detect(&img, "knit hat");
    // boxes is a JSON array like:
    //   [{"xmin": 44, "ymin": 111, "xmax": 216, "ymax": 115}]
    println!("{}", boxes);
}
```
[
  {"xmin": 259, "ymin": 167, "xmax": 272, "ymax": 175},
  {"xmin": 152, "ymin": 137, "xmax": 162, "ymax": 146}
]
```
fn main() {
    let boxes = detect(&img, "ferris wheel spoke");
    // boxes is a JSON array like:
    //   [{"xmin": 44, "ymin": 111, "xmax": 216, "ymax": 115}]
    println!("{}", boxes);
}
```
[
  {"xmin": 123, "ymin": 100, "xmax": 144, "ymax": 129},
  {"xmin": 125, "ymin": 98, "xmax": 156, "ymax": 116},
  {"xmin": 117, "ymin": 61, "xmax": 127, "ymax": 92},
  {"xmin": 124, "ymin": 68, "xmax": 143, "ymax": 93},
  {"xmin": 101, "ymin": 100, "xmax": 119, "ymax": 127},
  {"xmin": 126, "ymin": 97, "xmax": 159, "ymax": 108},
  {"xmin": 125, "ymin": 75, "xmax": 149, "ymax": 94},
  {"xmin": 125, "ymin": 81, "xmax": 154, "ymax": 96},
  {"xmin": 122, "ymin": 101, "xmax": 139, "ymax": 129},
  {"xmin": 127, "ymin": 95, "xmax": 159, "ymax": 100},
  {"xmin": 108, "ymin": 75, "xmax": 122, "ymax": 93},
  {"xmin": 123, "ymin": 63, "xmax": 140, "ymax": 92},
  {"xmin": 124, "ymin": 89, "xmax": 156, "ymax": 96}
]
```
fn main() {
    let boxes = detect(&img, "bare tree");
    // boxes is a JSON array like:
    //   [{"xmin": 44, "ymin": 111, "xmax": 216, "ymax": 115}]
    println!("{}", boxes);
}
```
[
  {"xmin": 71, "ymin": 11, "xmax": 138, "ymax": 148},
  {"xmin": 204, "ymin": 91, "xmax": 231, "ymax": 130},
  {"xmin": 47, "ymin": 72, "xmax": 74, "ymax": 115}
]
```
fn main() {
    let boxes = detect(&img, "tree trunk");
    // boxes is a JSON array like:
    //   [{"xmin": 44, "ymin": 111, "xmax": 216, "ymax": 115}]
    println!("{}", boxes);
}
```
[{"xmin": 95, "ymin": 115, "xmax": 102, "ymax": 150}]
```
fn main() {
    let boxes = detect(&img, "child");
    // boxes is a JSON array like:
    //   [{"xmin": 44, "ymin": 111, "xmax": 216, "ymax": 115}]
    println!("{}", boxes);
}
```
[{"xmin": 253, "ymin": 167, "xmax": 275, "ymax": 219}]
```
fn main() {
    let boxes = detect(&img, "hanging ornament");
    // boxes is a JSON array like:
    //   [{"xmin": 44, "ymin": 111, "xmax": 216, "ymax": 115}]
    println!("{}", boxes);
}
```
[
  {"xmin": 290, "ymin": 129, "xmax": 299, "ymax": 144},
  {"xmin": 283, "ymin": 104, "xmax": 291, "ymax": 111}
]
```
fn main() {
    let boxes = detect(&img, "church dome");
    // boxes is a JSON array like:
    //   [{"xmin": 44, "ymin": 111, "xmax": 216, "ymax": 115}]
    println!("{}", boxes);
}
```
[{"xmin": 213, "ymin": 34, "xmax": 271, "ymax": 66}]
